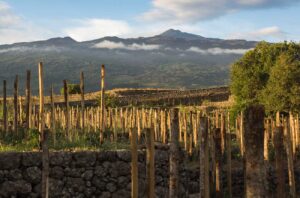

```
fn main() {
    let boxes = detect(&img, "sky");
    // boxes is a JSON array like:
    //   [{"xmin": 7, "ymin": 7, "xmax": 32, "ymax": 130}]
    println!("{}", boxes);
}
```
[{"xmin": 0, "ymin": 0, "xmax": 300, "ymax": 44}]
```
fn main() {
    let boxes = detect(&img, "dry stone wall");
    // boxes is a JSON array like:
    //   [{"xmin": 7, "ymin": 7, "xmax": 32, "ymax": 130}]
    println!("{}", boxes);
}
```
[{"xmin": 0, "ymin": 149, "xmax": 188, "ymax": 198}]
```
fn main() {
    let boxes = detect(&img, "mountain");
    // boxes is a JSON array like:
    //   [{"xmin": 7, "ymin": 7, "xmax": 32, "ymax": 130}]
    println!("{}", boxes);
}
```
[
  {"xmin": 0, "ymin": 29, "xmax": 257, "ymax": 95},
  {"xmin": 158, "ymin": 29, "xmax": 205, "ymax": 40}
]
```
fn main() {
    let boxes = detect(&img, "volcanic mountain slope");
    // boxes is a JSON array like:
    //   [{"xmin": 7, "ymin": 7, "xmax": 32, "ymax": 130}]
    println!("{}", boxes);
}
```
[{"xmin": 0, "ymin": 29, "xmax": 257, "ymax": 95}]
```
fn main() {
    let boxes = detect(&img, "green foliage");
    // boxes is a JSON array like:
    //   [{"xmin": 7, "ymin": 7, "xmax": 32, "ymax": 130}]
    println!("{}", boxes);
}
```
[
  {"xmin": 97, "ymin": 93, "xmax": 121, "ymax": 108},
  {"xmin": 60, "ymin": 84, "xmax": 81, "ymax": 95},
  {"xmin": 262, "ymin": 49, "xmax": 300, "ymax": 113},
  {"xmin": 0, "ymin": 128, "xmax": 130, "ymax": 151},
  {"xmin": 230, "ymin": 41, "xmax": 300, "ymax": 114}
]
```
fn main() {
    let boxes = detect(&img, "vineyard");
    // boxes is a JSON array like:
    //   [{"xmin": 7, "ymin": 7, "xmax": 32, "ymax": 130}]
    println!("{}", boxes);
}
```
[{"xmin": 0, "ymin": 62, "xmax": 299, "ymax": 198}]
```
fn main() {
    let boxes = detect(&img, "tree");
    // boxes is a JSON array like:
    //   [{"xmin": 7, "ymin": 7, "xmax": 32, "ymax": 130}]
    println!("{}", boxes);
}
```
[
  {"xmin": 230, "ymin": 41, "xmax": 300, "ymax": 114},
  {"xmin": 262, "ymin": 50, "xmax": 300, "ymax": 113},
  {"xmin": 60, "ymin": 84, "xmax": 81, "ymax": 95}
]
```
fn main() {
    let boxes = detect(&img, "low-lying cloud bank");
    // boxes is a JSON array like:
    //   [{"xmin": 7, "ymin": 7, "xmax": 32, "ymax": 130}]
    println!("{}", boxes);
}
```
[
  {"xmin": 92, "ymin": 40, "xmax": 252, "ymax": 54},
  {"xmin": 92, "ymin": 40, "xmax": 161, "ymax": 50},
  {"xmin": 187, "ymin": 46, "xmax": 252, "ymax": 55},
  {"xmin": 0, "ymin": 46, "xmax": 65, "ymax": 53}
]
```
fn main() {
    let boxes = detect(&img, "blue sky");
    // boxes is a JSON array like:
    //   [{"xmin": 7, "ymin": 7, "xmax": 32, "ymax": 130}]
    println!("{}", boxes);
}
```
[{"xmin": 0, "ymin": 0, "xmax": 299, "ymax": 44}]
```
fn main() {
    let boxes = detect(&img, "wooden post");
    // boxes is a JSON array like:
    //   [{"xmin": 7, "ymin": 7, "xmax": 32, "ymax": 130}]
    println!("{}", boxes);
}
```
[
  {"xmin": 199, "ymin": 117, "xmax": 209, "ymax": 198},
  {"xmin": 3, "ymin": 80, "xmax": 7, "ymax": 133},
  {"xmin": 154, "ymin": 110, "xmax": 158, "ymax": 141},
  {"xmin": 130, "ymin": 128, "xmax": 138, "ymax": 198},
  {"xmin": 100, "ymin": 64, "xmax": 105, "ymax": 143},
  {"xmin": 295, "ymin": 114, "xmax": 299, "ymax": 150},
  {"xmin": 137, "ymin": 109, "xmax": 141, "ymax": 142},
  {"xmin": 41, "ymin": 130, "xmax": 49, "ymax": 198},
  {"xmin": 38, "ymin": 62, "xmax": 45, "ymax": 149},
  {"xmin": 284, "ymin": 119, "xmax": 296, "ymax": 198},
  {"xmin": 146, "ymin": 128, "xmax": 155, "ymax": 198},
  {"xmin": 179, "ymin": 112, "xmax": 182, "ymax": 143},
  {"xmin": 214, "ymin": 128, "xmax": 222, "ymax": 198},
  {"xmin": 183, "ymin": 112, "xmax": 187, "ymax": 151},
  {"xmin": 264, "ymin": 120, "xmax": 270, "ymax": 161},
  {"xmin": 192, "ymin": 112, "xmax": 197, "ymax": 148},
  {"xmin": 169, "ymin": 108, "xmax": 179, "ymax": 198},
  {"xmin": 276, "ymin": 112, "xmax": 280, "ymax": 127},
  {"xmin": 215, "ymin": 111, "xmax": 219, "ymax": 128},
  {"xmin": 220, "ymin": 113, "xmax": 226, "ymax": 155},
  {"xmin": 13, "ymin": 75, "xmax": 18, "ymax": 135},
  {"xmin": 189, "ymin": 112, "xmax": 193, "ymax": 151},
  {"xmin": 160, "ymin": 110, "xmax": 164, "ymax": 143},
  {"xmin": 289, "ymin": 112, "xmax": 296, "ymax": 158},
  {"xmin": 273, "ymin": 127, "xmax": 285, "ymax": 198},
  {"xmin": 63, "ymin": 80, "xmax": 70, "ymax": 140},
  {"xmin": 19, "ymin": 97, "xmax": 23, "ymax": 125},
  {"xmin": 296, "ymin": 114, "xmax": 299, "ymax": 149},
  {"xmin": 240, "ymin": 112, "xmax": 244, "ymax": 156},
  {"xmin": 114, "ymin": 108, "xmax": 118, "ymax": 142},
  {"xmin": 210, "ymin": 116, "xmax": 216, "ymax": 191},
  {"xmin": 226, "ymin": 112, "xmax": 232, "ymax": 198},
  {"xmin": 50, "ymin": 85, "xmax": 55, "ymax": 145},
  {"xmin": 25, "ymin": 70, "xmax": 31, "ymax": 129},
  {"xmin": 244, "ymin": 105, "xmax": 266, "ymax": 197},
  {"xmin": 80, "ymin": 71, "xmax": 85, "ymax": 131}
]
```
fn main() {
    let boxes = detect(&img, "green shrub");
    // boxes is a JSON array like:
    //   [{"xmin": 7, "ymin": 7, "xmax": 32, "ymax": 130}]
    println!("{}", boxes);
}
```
[
  {"xmin": 230, "ymin": 41, "xmax": 300, "ymax": 114},
  {"xmin": 60, "ymin": 84, "xmax": 81, "ymax": 95}
]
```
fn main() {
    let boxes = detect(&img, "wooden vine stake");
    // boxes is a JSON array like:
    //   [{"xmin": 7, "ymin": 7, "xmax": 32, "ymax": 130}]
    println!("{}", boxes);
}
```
[
  {"xmin": 273, "ymin": 126, "xmax": 285, "ymax": 198},
  {"xmin": 169, "ymin": 108, "xmax": 180, "ymax": 198},
  {"xmin": 183, "ymin": 112, "xmax": 187, "ymax": 151},
  {"xmin": 38, "ymin": 62, "xmax": 49, "ymax": 198},
  {"xmin": 214, "ymin": 128, "xmax": 222, "ymax": 198},
  {"xmin": 284, "ymin": 119, "xmax": 296, "ymax": 198},
  {"xmin": 210, "ymin": 116, "xmax": 216, "ymax": 190},
  {"xmin": 38, "ymin": 63, "xmax": 45, "ymax": 145},
  {"xmin": 25, "ymin": 70, "xmax": 31, "ymax": 129},
  {"xmin": 13, "ymin": 75, "xmax": 18, "ymax": 135},
  {"xmin": 264, "ymin": 119, "xmax": 270, "ymax": 161},
  {"xmin": 226, "ymin": 112, "xmax": 232, "ymax": 198},
  {"xmin": 80, "ymin": 71, "xmax": 85, "ymax": 132},
  {"xmin": 146, "ymin": 128, "xmax": 155, "ymax": 198},
  {"xmin": 240, "ymin": 111, "xmax": 244, "ymax": 156},
  {"xmin": 63, "ymin": 80, "xmax": 70, "ymax": 140},
  {"xmin": 220, "ymin": 113, "xmax": 226, "ymax": 155},
  {"xmin": 130, "ymin": 128, "xmax": 138, "ymax": 198},
  {"xmin": 199, "ymin": 116, "xmax": 209, "ymax": 198},
  {"xmin": 3, "ymin": 80, "xmax": 7, "ymax": 134},
  {"xmin": 244, "ymin": 105, "xmax": 266, "ymax": 197},
  {"xmin": 50, "ymin": 85, "xmax": 55, "ymax": 145},
  {"xmin": 100, "ymin": 64, "xmax": 105, "ymax": 144}
]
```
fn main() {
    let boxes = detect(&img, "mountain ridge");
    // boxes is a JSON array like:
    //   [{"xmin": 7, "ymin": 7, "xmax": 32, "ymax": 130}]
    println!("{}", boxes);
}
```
[
  {"xmin": 0, "ymin": 29, "xmax": 257, "ymax": 95},
  {"xmin": 0, "ymin": 29, "xmax": 256, "ymax": 49}
]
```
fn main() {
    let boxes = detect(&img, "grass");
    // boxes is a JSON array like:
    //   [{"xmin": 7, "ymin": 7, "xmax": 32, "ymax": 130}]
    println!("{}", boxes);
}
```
[{"xmin": 0, "ymin": 128, "xmax": 130, "ymax": 152}]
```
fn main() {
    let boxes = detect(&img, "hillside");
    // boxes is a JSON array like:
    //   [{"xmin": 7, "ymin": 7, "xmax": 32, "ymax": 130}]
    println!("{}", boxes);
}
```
[{"xmin": 0, "ymin": 29, "xmax": 257, "ymax": 95}]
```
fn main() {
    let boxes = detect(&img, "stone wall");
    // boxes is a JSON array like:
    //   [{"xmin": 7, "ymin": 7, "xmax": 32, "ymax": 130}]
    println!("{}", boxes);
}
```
[
  {"xmin": 0, "ymin": 149, "xmax": 188, "ymax": 198},
  {"xmin": 1, "ymin": 149, "xmax": 300, "ymax": 198}
]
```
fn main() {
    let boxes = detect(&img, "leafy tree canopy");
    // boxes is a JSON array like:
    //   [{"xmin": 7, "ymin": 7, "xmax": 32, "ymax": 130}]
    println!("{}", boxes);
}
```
[
  {"xmin": 230, "ymin": 41, "xmax": 300, "ymax": 114},
  {"xmin": 60, "ymin": 84, "xmax": 81, "ymax": 95}
]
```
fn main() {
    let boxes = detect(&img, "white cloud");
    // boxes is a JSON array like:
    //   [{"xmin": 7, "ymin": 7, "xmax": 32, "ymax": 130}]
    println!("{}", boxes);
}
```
[
  {"xmin": 64, "ymin": 19, "xmax": 132, "ymax": 41},
  {"xmin": 92, "ymin": 40, "xmax": 161, "ymax": 50},
  {"xmin": 249, "ymin": 26, "xmax": 284, "ymax": 37},
  {"xmin": 0, "ymin": 1, "xmax": 55, "ymax": 44},
  {"xmin": 93, "ymin": 40, "xmax": 126, "ymax": 49},
  {"xmin": 141, "ymin": 0, "xmax": 299, "ymax": 23},
  {"xmin": 228, "ymin": 26, "xmax": 286, "ymax": 41},
  {"xmin": 0, "ymin": 1, "xmax": 20, "ymax": 27},
  {"xmin": 0, "ymin": 46, "xmax": 65, "ymax": 53},
  {"xmin": 129, "ymin": 43, "xmax": 161, "ymax": 50},
  {"xmin": 187, "ymin": 47, "xmax": 251, "ymax": 54}
]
